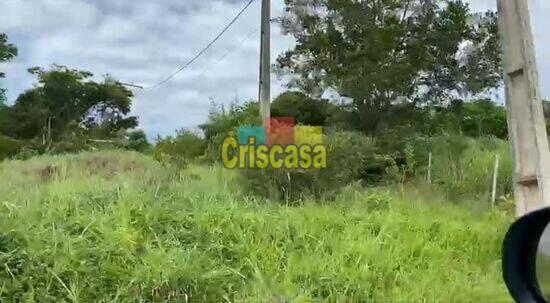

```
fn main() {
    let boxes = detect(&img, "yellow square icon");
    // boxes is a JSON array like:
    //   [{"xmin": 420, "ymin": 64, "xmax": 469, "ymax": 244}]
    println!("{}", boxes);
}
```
[{"xmin": 295, "ymin": 126, "xmax": 323, "ymax": 146}]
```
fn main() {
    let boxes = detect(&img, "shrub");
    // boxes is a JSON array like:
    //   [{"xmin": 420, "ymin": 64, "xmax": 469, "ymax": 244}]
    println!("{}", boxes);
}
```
[
  {"xmin": 154, "ymin": 130, "xmax": 206, "ymax": 170},
  {"xmin": 0, "ymin": 135, "xmax": 22, "ymax": 160},
  {"xmin": 199, "ymin": 101, "xmax": 260, "ymax": 142},
  {"xmin": 203, "ymin": 132, "xmax": 235, "ymax": 164},
  {"xmin": 125, "ymin": 129, "xmax": 151, "ymax": 153},
  {"xmin": 199, "ymin": 101, "xmax": 262, "ymax": 165},
  {"xmin": 12, "ymin": 146, "xmax": 40, "ymax": 160},
  {"xmin": 271, "ymin": 91, "xmax": 336, "ymax": 126},
  {"xmin": 50, "ymin": 139, "xmax": 90, "ymax": 154},
  {"xmin": 239, "ymin": 131, "xmax": 389, "ymax": 202}
]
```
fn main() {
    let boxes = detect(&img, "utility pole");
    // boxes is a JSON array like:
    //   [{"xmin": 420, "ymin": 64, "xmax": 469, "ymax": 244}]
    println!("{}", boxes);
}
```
[
  {"xmin": 497, "ymin": 0, "xmax": 550, "ymax": 217},
  {"xmin": 258, "ymin": 0, "xmax": 271, "ymax": 126}
]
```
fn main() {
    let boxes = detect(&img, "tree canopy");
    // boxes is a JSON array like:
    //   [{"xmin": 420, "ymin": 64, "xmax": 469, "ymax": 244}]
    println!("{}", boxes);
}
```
[
  {"xmin": 2, "ymin": 65, "xmax": 137, "ymax": 141},
  {"xmin": 271, "ymin": 91, "xmax": 336, "ymax": 126},
  {"xmin": 0, "ymin": 33, "xmax": 18, "ymax": 103},
  {"xmin": 277, "ymin": 0, "xmax": 502, "ymax": 135}
]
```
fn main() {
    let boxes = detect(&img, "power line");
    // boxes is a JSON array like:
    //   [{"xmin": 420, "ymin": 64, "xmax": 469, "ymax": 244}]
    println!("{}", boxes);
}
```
[
  {"xmin": 143, "ymin": 0, "xmax": 257, "ymax": 90},
  {"xmin": 119, "ymin": 82, "xmax": 144, "ymax": 89},
  {"xmin": 194, "ymin": 27, "xmax": 259, "ymax": 78}
]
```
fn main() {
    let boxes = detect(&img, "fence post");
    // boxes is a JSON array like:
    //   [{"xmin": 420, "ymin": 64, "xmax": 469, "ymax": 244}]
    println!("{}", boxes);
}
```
[
  {"xmin": 491, "ymin": 154, "xmax": 501, "ymax": 207},
  {"xmin": 427, "ymin": 152, "xmax": 432, "ymax": 184}
]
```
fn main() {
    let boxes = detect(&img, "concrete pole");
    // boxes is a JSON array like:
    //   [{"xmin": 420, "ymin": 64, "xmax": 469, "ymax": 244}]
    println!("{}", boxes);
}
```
[
  {"xmin": 497, "ymin": 0, "xmax": 550, "ymax": 217},
  {"xmin": 259, "ymin": 0, "xmax": 271, "ymax": 126}
]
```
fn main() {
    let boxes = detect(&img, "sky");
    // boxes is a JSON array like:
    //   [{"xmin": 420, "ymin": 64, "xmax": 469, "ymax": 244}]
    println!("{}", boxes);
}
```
[{"xmin": 1, "ymin": 0, "xmax": 550, "ymax": 139}]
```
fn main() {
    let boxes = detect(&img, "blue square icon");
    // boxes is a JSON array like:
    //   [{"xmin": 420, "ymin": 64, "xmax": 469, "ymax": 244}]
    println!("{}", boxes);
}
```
[{"xmin": 238, "ymin": 126, "xmax": 265, "ymax": 145}]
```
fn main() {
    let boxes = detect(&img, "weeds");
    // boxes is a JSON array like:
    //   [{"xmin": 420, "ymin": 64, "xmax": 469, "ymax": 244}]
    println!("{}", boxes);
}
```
[{"xmin": 0, "ymin": 151, "xmax": 513, "ymax": 302}]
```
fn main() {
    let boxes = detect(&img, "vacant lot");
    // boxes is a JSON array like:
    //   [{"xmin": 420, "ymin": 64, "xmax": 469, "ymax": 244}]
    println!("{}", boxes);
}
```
[{"xmin": 0, "ymin": 151, "xmax": 512, "ymax": 302}]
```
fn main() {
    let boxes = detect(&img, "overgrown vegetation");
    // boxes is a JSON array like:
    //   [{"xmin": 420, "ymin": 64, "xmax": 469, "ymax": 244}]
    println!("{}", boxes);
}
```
[
  {"xmin": 0, "ymin": 1, "xmax": 544, "ymax": 300},
  {"xmin": 239, "ymin": 130, "xmax": 397, "ymax": 202},
  {"xmin": 408, "ymin": 134, "xmax": 512, "ymax": 201},
  {"xmin": 154, "ymin": 129, "xmax": 206, "ymax": 170},
  {"xmin": 197, "ymin": 98, "xmax": 514, "ymax": 204},
  {"xmin": 0, "ymin": 152, "xmax": 513, "ymax": 302}
]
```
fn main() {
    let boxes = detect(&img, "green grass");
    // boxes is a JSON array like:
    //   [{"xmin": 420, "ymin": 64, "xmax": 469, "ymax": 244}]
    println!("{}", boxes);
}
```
[{"xmin": 0, "ymin": 151, "xmax": 513, "ymax": 302}]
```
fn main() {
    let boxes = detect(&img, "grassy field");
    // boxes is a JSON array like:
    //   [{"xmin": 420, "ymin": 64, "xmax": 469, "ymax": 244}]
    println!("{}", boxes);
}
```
[{"xmin": 0, "ymin": 151, "xmax": 513, "ymax": 302}]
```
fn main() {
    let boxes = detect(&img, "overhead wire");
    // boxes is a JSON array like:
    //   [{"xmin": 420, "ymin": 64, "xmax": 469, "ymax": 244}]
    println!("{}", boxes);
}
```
[
  {"xmin": 193, "ymin": 27, "xmax": 259, "ymax": 78},
  {"xmin": 142, "ymin": 0, "xmax": 257, "ymax": 90}
]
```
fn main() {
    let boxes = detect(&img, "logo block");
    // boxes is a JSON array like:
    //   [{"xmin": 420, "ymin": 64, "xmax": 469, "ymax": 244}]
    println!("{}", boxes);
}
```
[
  {"xmin": 266, "ymin": 117, "xmax": 295, "ymax": 145},
  {"xmin": 238, "ymin": 126, "xmax": 265, "ymax": 145}
]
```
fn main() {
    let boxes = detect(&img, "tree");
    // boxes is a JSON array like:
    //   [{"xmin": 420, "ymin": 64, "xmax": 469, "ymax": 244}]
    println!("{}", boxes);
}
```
[
  {"xmin": 199, "ymin": 101, "xmax": 260, "ymax": 141},
  {"xmin": 410, "ymin": 99, "xmax": 507, "ymax": 138},
  {"xmin": 271, "ymin": 91, "xmax": 336, "ymax": 125},
  {"xmin": 276, "ymin": 0, "xmax": 502, "ymax": 136},
  {"xmin": 455, "ymin": 99, "xmax": 507, "ymax": 139},
  {"xmin": 126, "ymin": 129, "xmax": 150, "ymax": 152},
  {"xmin": 0, "ymin": 33, "xmax": 18, "ymax": 104},
  {"xmin": 7, "ymin": 65, "xmax": 137, "ymax": 141},
  {"xmin": 0, "ymin": 33, "xmax": 18, "ymax": 133}
]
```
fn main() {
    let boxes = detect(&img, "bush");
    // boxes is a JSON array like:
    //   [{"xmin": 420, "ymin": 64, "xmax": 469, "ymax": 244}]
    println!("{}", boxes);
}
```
[
  {"xmin": 239, "ymin": 131, "xmax": 390, "ymax": 202},
  {"xmin": 12, "ymin": 146, "xmax": 40, "ymax": 160},
  {"xmin": 125, "ymin": 130, "xmax": 151, "ymax": 153},
  {"xmin": 154, "ymin": 130, "xmax": 206, "ymax": 170},
  {"xmin": 199, "ymin": 101, "xmax": 262, "ymax": 165},
  {"xmin": 0, "ymin": 135, "xmax": 22, "ymax": 160},
  {"xmin": 50, "ymin": 139, "xmax": 90, "ymax": 154},
  {"xmin": 271, "ymin": 91, "xmax": 336, "ymax": 126},
  {"xmin": 199, "ymin": 101, "xmax": 260, "ymax": 142},
  {"xmin": 202, "ymin": 132, "xmax": 235, "ymax": 165}
]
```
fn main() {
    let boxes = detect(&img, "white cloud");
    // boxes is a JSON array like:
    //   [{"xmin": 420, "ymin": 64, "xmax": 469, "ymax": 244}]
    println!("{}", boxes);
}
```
[{"xmin": 0, "ymin": 0, "xmax": 295, "ymax": 139}]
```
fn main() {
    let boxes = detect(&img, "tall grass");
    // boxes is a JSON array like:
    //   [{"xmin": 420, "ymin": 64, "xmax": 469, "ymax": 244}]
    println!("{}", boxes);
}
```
[
  {"xmin": 410, "ymin": 135, "xmax": 513, "ymax": 202},
  {"xmin": 0, "ymin": 151, "xmax": 513, "ymax": 302}
]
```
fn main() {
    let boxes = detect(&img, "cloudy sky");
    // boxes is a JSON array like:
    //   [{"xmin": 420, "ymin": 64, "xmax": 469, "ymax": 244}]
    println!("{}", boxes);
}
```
[{"xmin": 1, "ymin": 0, "xmax": 549, "ymax": 139}]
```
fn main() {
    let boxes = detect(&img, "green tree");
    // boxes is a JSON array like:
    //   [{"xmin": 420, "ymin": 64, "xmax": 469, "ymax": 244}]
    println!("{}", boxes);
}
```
[
  {"xmin": 7, "ymin": 65, "xmax": 137, "ymax": 141},
  {"xmin": 199, "ymin": 101, "xmax": 260, "ymax": 141},
  {"xmin": 277, "ymin": 0, "xmax": 501, "ymax": 136},
  {"xmin": 271, "ymin": 91, "xmax": 336, "ymax": 126},
  {"xmin": 414, "ymin": 99, "xmax": 507, "ymax": 139},
  {"xmin": 126, "ymin": 129, "xmax": 150, "ymax": 152},
  {"xmin": 0, "ymin": 33, "xmax": 18, "ymax": 138},
  {"xmin": 0, "ymin": 33, "xmax": 18, "ymax": 104},
  {"xmin": 455, "ymin": 99, "xmax": 507, "ymax": 138}
]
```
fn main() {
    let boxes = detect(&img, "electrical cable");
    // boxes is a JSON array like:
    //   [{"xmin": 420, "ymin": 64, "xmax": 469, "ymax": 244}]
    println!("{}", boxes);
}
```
[{"xmin": 142, "ymin": 0, "xmax": 257, "ymax": 90}]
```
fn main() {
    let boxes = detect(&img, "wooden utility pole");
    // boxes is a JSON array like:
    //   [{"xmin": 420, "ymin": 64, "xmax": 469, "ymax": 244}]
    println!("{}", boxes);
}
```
[
  {"xmin": 497, "ymin": 0, "xmax": 550, "ymax": 217},
  {"xmin": 258, "ymin": 0, "xmax": 271, "ymax": 126}
]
